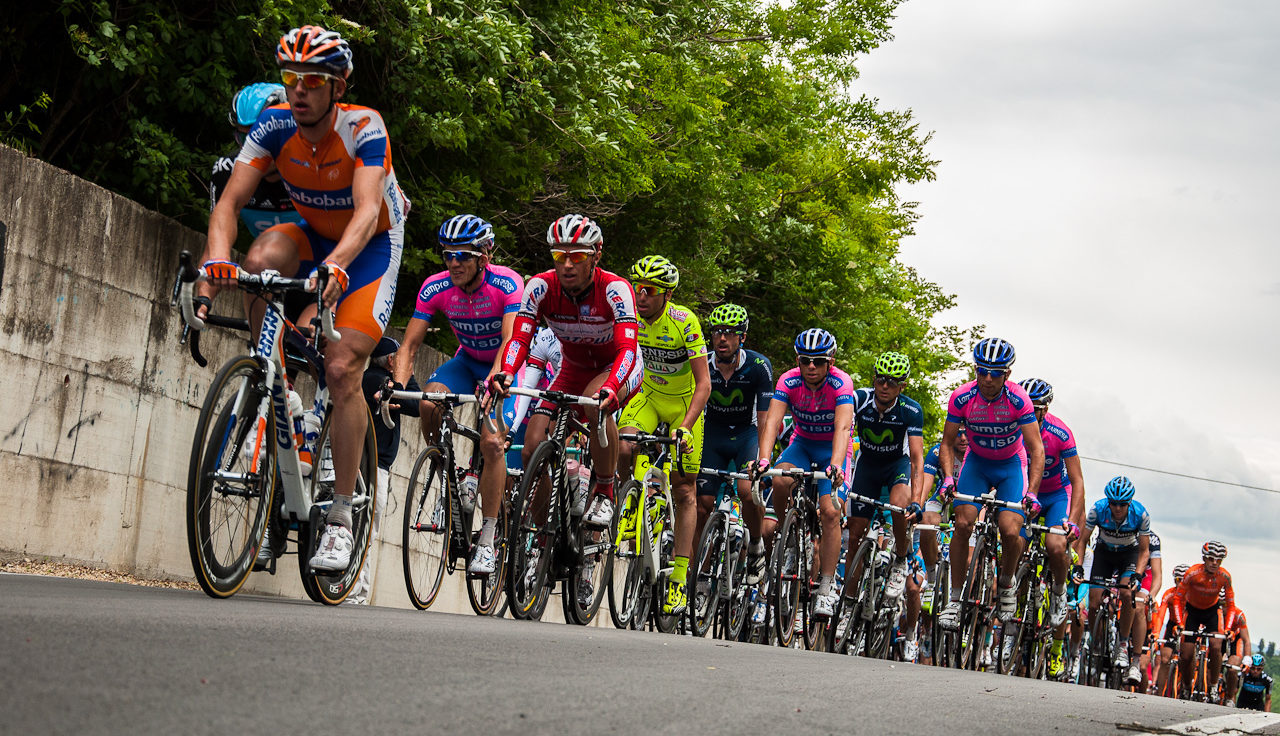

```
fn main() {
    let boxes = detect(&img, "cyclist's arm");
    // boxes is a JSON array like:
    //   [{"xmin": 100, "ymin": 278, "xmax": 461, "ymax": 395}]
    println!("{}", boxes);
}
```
[
  {"xmin": 753, "ymin": 356, "xmax": 773, "ymax": 431},
  {"xmin": 488, "ymin": 311, "xmax": 518, "ymax": 380},
  {"xmin": 938, "ymin": 420, "xmax": 961, "ymax": 478},
  {"xmin": 1065, "ymin": 454, "xmax": 1086, "ymax": 527},
  {"xmin": 828, "ymin": 403, "xmax": 853, "ymax": 471},
  {"xmin": 1238, "ymin": 623, "xmax": 1250, "ymax": 656},
  {"xmin": 1149, "ymin": 555, "xmax": 1163, "ymax": 599},
  {"xmin": 908, "ymin": 434, "xmax": 926, "ymax": 506},
  {"xmin": 756, "ymin": 397, "xmax": 788, "ymax": 464},
  {"xmin": 682, "ymin": 354, "xmax": 711, "ymax": 430},
  {"xmin": 395, "ymin": 316, "xmax": 433, "ymax": 388},
  {"xmin": 1074, "ymin": 522, "xmax": 1093, "ymax": 560},
  {"xmin": 508, "ymin": 362, "xmax": 546, "ymax": 429},
  {"xmin": 1133, "ymin": 533, "xmax": 1150, "ymax": 588},
  {"xmin": 199, "ymin": 161, "xmax": 267, "ymax": 303},
  {"xmin": 1022, "ymin": 421, "xmax": 1045, "ymax": 496},
  {"xmin": 325, "ymin": 165, "xmax": 384, "ymax": 272}
]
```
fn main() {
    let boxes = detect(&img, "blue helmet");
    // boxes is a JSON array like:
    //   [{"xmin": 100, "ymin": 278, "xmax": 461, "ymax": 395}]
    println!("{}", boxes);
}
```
[
  {"xmin": 794, "ymin": 328, "xmax": 837, "ymax": 358},
  {"xmin": 1104, "ymin": 476, "xmax": 1136, "ymax": 503},
  {"xmin": 438, "ymin": 214, "xmax": 494, "ymax": 251},
  {"xmin": 1019, "ymin": 378, "xmax": 1053, "ymax": 405},
  {"xmin": 973, "ymin": 337, "xmax": 1016, "ymax": 370},
  {"xmin": 229, "ymin": 82, "xmax": 287, "ymax": 128},
  {"xmin": 1251, "ymin": 653, "xmax": 1265, "ymax": 668}
]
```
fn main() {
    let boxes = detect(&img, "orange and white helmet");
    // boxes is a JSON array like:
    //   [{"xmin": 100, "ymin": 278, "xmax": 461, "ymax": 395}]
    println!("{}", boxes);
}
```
[{"xmin": 276, "ymin": 25, "xmax": 353, "ymax": 78}]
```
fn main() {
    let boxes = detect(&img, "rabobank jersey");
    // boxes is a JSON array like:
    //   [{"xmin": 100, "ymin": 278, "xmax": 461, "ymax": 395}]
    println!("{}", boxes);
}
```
[
  {"xmin": 850, "ymin": 389, "xmax": 923, "ymax": 463},
  {"xmin": 237, "ymin": 103, "xmax": 409, "ymax": 242},
  {"xmin": 772, "ymin": 367, "xmax": 855, "ymax": 441},
  {"xmin": 1085, "ymin": 497, "xmax": 1151, "ymax": 550},
  {"xmin": 209, "ymin": 155, "xmax": 302, "ymax": 236},
  {"xmin": 1039, "ymin": 412, "xmax": 1078, "ymax": 494},
  {"xmin": 946, "ymin": 380, "xmax": 1037, "ymax": 461},
  {"xmin": 413, "ymin": 265, "xmax": 524, "ymax": 362}
]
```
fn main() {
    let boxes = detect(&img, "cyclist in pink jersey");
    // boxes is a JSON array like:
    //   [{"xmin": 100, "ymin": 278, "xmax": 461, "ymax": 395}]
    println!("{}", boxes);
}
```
[
  {"xmin": 199, "ymin": 25, "xmax": 408, "ymax": 572},
  {"xmin": 393, "ymin": 214, "xmax": 522, "ymax": 574},
  {"xmin": 754, "ymin": 328, "xmax": 854, "ymax": 619},
  {"xmin": 492, "ymin": 214, "xmax": 642, "ymax": 529},
  {"xmin": 936, "ymin": 338, "xmax": 1045, "ymax": 629},
  {"xmin": 1019, "ymin": 378, "xmax": 1086, "ymax": 678}
]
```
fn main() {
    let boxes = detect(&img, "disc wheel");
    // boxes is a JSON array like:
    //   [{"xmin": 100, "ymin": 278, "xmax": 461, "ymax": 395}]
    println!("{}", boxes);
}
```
[{"xmin": 186, "ymin": 356, "xmax": 275, "ymax": 599}]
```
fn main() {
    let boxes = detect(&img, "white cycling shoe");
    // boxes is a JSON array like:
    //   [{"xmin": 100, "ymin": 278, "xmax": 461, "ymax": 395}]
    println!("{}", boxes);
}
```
[
  {"xmin": 468, "ymin": 544, "xmax": 496, "ymax": 575},
  {"xmin": 309, "ymin": 524, "xmax": 353, "ymax": 572}
]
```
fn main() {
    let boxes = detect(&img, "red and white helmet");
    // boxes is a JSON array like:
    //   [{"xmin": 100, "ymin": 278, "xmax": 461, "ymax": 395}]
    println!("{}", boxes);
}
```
[{"xmin": 546, "ymin": 214, "xmax": 603, "ymax": 249}]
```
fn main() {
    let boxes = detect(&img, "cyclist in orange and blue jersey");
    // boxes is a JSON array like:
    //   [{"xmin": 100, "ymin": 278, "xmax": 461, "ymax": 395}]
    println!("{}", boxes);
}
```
[
  {"xmin": 936, "ymin": 338, "xmax": 1045, "ymax": 630},
  {"xmin": 754, "ymin": 328, "xmax": 855, "ymax": 620},
  {"xmin": 199, "ymin": 25, "xmax": 410, "ymax": 573}
]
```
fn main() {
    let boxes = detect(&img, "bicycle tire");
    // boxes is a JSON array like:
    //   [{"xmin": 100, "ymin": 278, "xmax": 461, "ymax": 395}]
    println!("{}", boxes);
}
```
[
  {"xmin": 692, "ymin": 511, "xmax": 728, "ymax": 637},
  {"xmin": 772, "ymin": 508, "xmax": 804, "ymax": 647},
  {"xmin": 929, "ymin": 555, "xmax": 952, "ymax": 667},
  {"xmin": 652, "ymin": 493, "xmax": 680, "ymax": 634},
  {"xmin": 563, "ymin": 496, "xmax": 613, "ymax": 625},
  {"xmin": 954, "ymin": 534, "xmax": 993, "ymax": 670},
  {"xmin": 401, "ymin": 446, "xmax": 450, "ymax": 609},
  {"xmin": 298, "ymin": 406, "xmax": 378, "ymax": 605},
  {"xmin": 465, "ymin": 484, "xmax": 508, "ymax": 616},
  {"xmin": 186, "ymin": 356, "xmax": 276, "ymax": 599},
  {"xmin": 606, "ymin": 480, "xmax": 645, "ymax": 629},
  {"xmin": 505, "ymin": 440, "xmax": 559, "ymax": 620},
  {"xmin": 828, "ymin": 538, "xmax": 873, "ymax": 654},
  {"xmin": 998, "ymin": 561, "xmax": 1033, "ymax": 676}
]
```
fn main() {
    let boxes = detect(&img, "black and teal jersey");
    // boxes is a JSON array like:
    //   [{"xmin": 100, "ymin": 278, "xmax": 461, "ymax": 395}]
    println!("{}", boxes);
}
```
[
  {"xmin": 705, "ymin": 349, "xmax": 773, "ymax": 432},
  {"xmin": 850, "ymin": 389, "xmax": 924, "ymax": 464}
]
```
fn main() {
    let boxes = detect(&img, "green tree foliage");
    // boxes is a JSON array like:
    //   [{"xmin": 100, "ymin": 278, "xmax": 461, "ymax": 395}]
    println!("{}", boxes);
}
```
[{"xmin": 2, "ymin": 0, "xmax": 972, "ymax": 434}]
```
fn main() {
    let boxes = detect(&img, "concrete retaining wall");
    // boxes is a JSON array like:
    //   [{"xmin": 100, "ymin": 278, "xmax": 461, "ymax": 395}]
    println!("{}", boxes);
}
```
[{"xmin": 0, "ymin": 144, "xmax": 550, "ymax": 616}]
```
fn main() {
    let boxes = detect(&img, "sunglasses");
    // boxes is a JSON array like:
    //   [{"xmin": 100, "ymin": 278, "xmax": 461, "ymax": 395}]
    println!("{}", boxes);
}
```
[
  {"xmin": 873, "ymin": 375, "xmax": 904, "ymax": 388},
  {"xmin": 797, "ymin": 356, "xmax": 830, "ymax": 367},
  {"xmin": 975, "ymin": 366, "xmax": 1007, "ymax": 378},
  {"xmin": 442, "ymin": 250, "xmax": 481, "ymax": 262},
  {"xmin": 550, "ymin": 249, "xmax": 593, "ymax": 264},
  {"xmin": 1108, "ymin": 500, "xmax": 1130, "ymax": 508},
  {"xmin": 711, "ymin": 328, "xmax": 745, "ymax": 338},
  {"xmin": 633, "ymin": 284, "xmax": 666, "ymax": 297},
  {"xmin": 280, "ymin": 69, "xmax": 340, "ymax": 89}
]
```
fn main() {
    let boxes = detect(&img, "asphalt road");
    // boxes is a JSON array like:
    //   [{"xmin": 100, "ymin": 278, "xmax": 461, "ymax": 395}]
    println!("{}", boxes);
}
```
[{"xmin": 3, "ymin": 574, "xmax": 1276, "ymax": 736}]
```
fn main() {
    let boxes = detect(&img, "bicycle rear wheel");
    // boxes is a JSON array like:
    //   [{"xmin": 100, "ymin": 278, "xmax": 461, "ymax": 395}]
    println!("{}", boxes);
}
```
[
  {"xmin": 929, "ymin": 556, "xmax": 953, "ymax": 667},
  {"xmin": 829, "ymin": 538, "xmax": 874, "ymax": 655},
  {"xmin": 466, "ymin": 479, "xmax": 508, "ymax": 616},
  {"xmin": 607, "ymin": 480, "xmax": 644, "ymax": 628},
  {"xmin": 564, "ymin": 501, "xmax": 613, "ymax": 625},
  {"xmin": 299, "ymin": 406, "xmax": 378, "ymax": 605},
  {"xmin": 652, "ymin": 494, "xmax": 680, "ymax": 634},
  {"xmin": 505, "ymin": 441, "xmax": 559, "ymax": 620},
  {"xmin": 401, "ymin": 446, "xmax": 450, "ymax": 610},
  {"xmin": 954, "ymin": 536, "xmax": 994, "ymax": 670},
  {"xmin": 186, "ymin": 356, "xmax": 276, "ymax": 599},
  {"xmin": 997, "ymin": 561, "xmax": 1033, "ymax": 676}
]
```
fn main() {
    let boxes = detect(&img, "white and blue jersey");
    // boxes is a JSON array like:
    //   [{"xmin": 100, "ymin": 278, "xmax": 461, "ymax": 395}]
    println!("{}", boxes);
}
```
[{"xmin": 1086, "ymin": 497, "xmax": 1151, "ymax": 550}]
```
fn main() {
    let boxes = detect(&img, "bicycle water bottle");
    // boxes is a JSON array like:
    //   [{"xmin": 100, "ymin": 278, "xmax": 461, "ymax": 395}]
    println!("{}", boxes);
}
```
[
  {"xmin": 566, "ymin": 459, "xmax": 590, "ymax": 516},
  {"xmin": 459, "ymin": 468, "xmax": 479, "ymax": 513},
  {"xmin": 300, "ymin": 408, "xmax": 322, "ymax": 477},
  {"xmin": 287, "ymin": 390, "xmax": 312, "ymax": 476}
]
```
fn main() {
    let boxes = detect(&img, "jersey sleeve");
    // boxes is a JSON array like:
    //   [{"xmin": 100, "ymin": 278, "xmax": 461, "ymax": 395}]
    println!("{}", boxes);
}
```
[
  {"xmin": 1085, "ymin": 502, "xmax": 1100, "ymax": 527},
  {"xmin": 923, "ymin": 444, "xmax": 941, "ymax": 477},
  {"xmin": 601, "ymin": 279, "xmax": 639, "ymax": 394},
  {"xmin": 412, "ymin": 273, "xmax": 450, "ymax": 322},
  {"xmin": 236, "ymin": 109, "xmax": 289, "ymax": 171},
  {"xmin": 754, "ymin": 355, "xmax": 774, "ymax": 412},
  {"xmin": 773, "ymin": 372, "xmax": 793, "ymax": 405},
  {"xmin": 350, "ymin": 109, "xmax": 392, "ymax": 169},
  {"xmin": 682, "ymin": 311, "xmax": 709, "ymax": 360},
  {"xmin": 946, "ymin": 387, "xmax": 965, "ymax": 424},
  {"xmin": 501, "ymin": 275, "xmax": 550, "ymax": 375},
  {"xmin": 832, "ymin": 372, "xmax": 856, "ymax": 405},
  {"xmin": 906, "ymin": 399, "xmax": 925, "ymax": 437}
]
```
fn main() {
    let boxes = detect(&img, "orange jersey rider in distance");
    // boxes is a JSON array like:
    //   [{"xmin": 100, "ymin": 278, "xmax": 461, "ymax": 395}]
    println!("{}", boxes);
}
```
[
  {"xmin": 237, "ymin": 103, "xmax": 408, "ymax": 241},
  {"xmin": 1172, "ymin": 562, "xmax": 1233, "ymax": 622}
]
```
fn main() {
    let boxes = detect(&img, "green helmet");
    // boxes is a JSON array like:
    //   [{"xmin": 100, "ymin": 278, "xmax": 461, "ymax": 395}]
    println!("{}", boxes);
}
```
[
  {"xmin": 873, "ymin": 351, "xmax": 911, "ymax": 380},
  {"xmin": 707, "ymin": 303, "xmax": 749, "ymax": 333},
  {"xmin": 630, "ymin": 255, "xmax": 679, "ymax": 290}
]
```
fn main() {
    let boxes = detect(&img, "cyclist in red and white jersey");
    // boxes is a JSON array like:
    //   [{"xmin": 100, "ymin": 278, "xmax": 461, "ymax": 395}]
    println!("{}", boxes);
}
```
[
  {"xmin": 198, "ymin": 25, "xmax": 409, "ymax": 572},
  {"xmin": 492, "ymin": 214, "xmax": 642, "ymax": 529}
]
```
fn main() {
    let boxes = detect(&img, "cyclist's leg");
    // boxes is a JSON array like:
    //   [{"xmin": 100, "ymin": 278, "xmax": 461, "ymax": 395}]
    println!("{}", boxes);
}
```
[
  {"xmin": 731, "ymin": 427, "xmax": 762, "ymax": 543},
  {"xmin": 473, "ymin": 390, "xmax": 513, "ymax": 569},
  {"xmin": 617, "ymin": 388, "xmax": 660, "ymax": 483},
  {"xmin": 580, "ymin": 367, "xmax": 625, "ymax": 510},
  {"xmin": 1038, "ymin": 490, "xmax": 1071, "ymax": 587},
  {"xmin": 988, "ymin": 454, "xmax": 1027, "ymax": 588},
  {"xmin": 669, "ymin": 406, "xmax": 704, "ymax": 563},
  {"xmin": 1205, "ymin": 606, "xmax": 1224, "ymax": 690},
  {"xmin": 417, "ymin": 353, "xmax": 486, "ymax": 442},
  {"xmin": 947, "ymin": 457, "xmax": 988, "ymax": 597}
]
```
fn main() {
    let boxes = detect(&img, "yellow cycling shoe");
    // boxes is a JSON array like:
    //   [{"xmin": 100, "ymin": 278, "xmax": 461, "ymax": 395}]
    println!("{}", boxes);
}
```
[
  {"xmin": 615, "ymin": 497, "xmax": 639, "ymax": 542},
  {"xmin": 1047, "ymin": 648, "xmax": 1065, "ymax": 679},
  {"xmin": 663, "ymin": 580, "xmax": 688, "ymax": 615}
]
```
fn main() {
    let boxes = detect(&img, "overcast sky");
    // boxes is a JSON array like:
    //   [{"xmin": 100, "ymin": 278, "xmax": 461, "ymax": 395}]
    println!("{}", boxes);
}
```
[{"xmin": 854, "ymin": 1, "xmax": 1280, "ymax": 640}]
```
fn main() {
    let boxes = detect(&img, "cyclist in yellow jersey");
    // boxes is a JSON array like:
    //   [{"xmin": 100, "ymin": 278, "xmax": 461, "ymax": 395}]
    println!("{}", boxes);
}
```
[{"xmin": 617, "ymin": 255, "xmax": 711, "ymax": 615}]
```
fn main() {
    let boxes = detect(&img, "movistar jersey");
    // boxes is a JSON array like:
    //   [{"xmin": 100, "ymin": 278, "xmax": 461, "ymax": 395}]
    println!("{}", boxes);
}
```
[
  {"xmin": 850, "ymin": 389, "xmax": 923, "ymax": 463},
  {"xmin": 636, "ymin": 302, "xmax": 707, "ymax": 397},
  {"xmin": 705, "ymin": 349, "xmax": 773, "ymax": 431}
]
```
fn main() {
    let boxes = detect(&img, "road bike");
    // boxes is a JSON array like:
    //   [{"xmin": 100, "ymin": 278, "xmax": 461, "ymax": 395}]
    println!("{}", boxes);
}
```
[
  {"xmin": 946, "ymin": 490, "xmax": 1025, "ymax": 670},
  {"xmin": 762, "ymin": 466, "xmax": 829, "ymax": 649},
  {"xmin": 609, "ymin": 424, "xmax": 684, "ymax": 633},
  {"xmin": 996, "ymin": 522, "xmax": 1069, "ymax": 678},
  {"xmin": 505, "ymin": 386, "xmax": 611, "ymax": 625},
  {"xmin": 173, "ymin": 252, "xmax": 376, "ymax": 604},
  {"xmin": 691, "ymin": 468, "xmax": 752, "ymax": 639},
  {"xmin": 387, "ymin": 389, "xmax": 506, "ymax": 616},
  {"xmin": 829, "ymin": 497, "xmax": 905, "ymax": 658},
  {"xmin": 1177, "ymin": 627, "xmax": 1228, "ymax": 703},
  {"xmin": 918, "ymin": 522, "xmax": 954, "ymax": 666},
  {"xmin": 1079, "ymin": 575, "xmax": 1129, "ymax": 690}
]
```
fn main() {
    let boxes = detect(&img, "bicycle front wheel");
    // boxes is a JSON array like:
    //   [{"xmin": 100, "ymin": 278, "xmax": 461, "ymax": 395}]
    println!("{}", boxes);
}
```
[
  {"xmin": 186, "ymin": 355, "xmax": 276, "ymax": 599},
  {"xmin": 691, "ymin": 511, "xmax": 728, "ymax": 637},
  {"xmin": 828, "ymin": 538, "xmax": 874, "ymax": 655},
  {"xmin": 955, "ymin": 535, "xmax": 994, "ymax": 670},
  {"xmin": 506, "ymin": 440, "xmax": 559, "ymax": 620},
  {"xmin": 772, "ymin": 509, "xmax": 804, "ymax": 647},
  {"xmin": 402, "ymin": 446, "xmax": 450, "ymax": 609},
  {"xmin": 466, "ymin": 486, "xmax": 508, "ymax": 616},
  {"xmin": 607, "ymin": 480, "xmax": 646, "ymax": 629}
]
